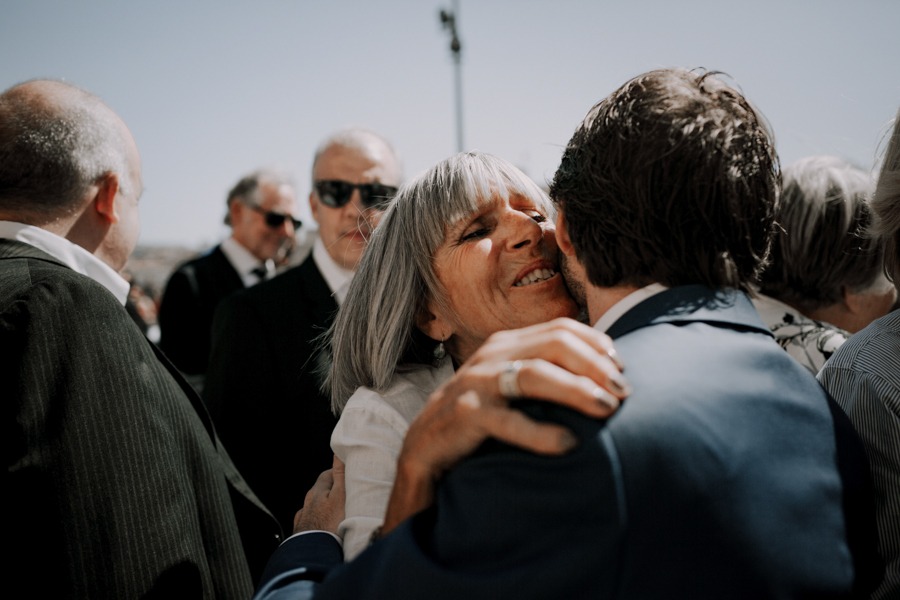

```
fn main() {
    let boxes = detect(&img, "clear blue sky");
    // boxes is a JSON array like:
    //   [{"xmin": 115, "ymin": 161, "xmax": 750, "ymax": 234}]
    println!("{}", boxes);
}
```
[{"xmin": 3, "ymin": 0, "xmax": 898, "ymax": 247}]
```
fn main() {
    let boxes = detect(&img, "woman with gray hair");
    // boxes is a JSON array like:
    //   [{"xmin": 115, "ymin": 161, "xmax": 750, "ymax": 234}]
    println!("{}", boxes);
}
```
[
  {"xmin": 753, "ymin": 154, "xmax": 897, "ymax": 373},
  {"xmin": 325, "ymin": 151, "xmax": 628, "ymax": 559}
]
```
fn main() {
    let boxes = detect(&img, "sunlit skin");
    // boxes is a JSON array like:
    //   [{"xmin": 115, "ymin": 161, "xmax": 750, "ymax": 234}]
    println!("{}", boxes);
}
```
[
  {"xmin": 421, "ymin": 193, "xmax": 579, "ymax": 363},
  {"xmin": 310, "ymin": 140, "xmax": 401, "ymax": 270},
  {"xmin": 231, "ymin": 182, "xmax": 299, "ymax": 262},
  {"xmin": 96, "ymin": 114, "xmax": 144, "ymax": 272}
]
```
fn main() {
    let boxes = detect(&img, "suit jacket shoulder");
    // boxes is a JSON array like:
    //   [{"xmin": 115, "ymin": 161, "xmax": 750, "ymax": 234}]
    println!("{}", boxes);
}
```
[
  {"xmin": 158, "ymin": 245, "xmax": 245, "ymax": 375},
  {"xmin": 3, "ymin": 241, "xmax": 277, "ymax": 597}
]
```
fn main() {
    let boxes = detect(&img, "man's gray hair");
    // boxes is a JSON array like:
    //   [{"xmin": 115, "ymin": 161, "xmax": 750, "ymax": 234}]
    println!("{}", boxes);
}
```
[
  {"xmin": 324, "ymin": 151, "xmax": 553, "ymax": 413},
  {"xmin": 311, "ymin": 127, "xmax": 402, "ymax": 180},
  {"xmin": 759, "ymin": 155, "xmax": 884, "ymax": 313},
  {"xmin": 223, "ymin": 168, "xmax": 295, "ymax": 226},
  {"xmin": 0, "ymin": 79, "xmax": 130, "ymax": 220}
]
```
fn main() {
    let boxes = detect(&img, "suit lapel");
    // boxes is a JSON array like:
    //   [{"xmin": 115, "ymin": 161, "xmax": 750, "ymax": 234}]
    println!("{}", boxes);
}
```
[{"xmin": 296, "ymin": 254, "xmax": 340, "ymax": 322}]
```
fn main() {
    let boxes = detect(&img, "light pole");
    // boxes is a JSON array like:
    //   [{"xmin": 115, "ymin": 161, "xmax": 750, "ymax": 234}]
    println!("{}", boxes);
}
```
[{"xmin": 439, "ymin": 2, "xmax": 464, "ymax": 153}]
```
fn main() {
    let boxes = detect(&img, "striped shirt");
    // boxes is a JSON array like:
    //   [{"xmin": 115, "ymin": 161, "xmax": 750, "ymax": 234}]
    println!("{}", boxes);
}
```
[{"xmin": 817, "ymin": 309, "xmax": 900, "ymax": 600}]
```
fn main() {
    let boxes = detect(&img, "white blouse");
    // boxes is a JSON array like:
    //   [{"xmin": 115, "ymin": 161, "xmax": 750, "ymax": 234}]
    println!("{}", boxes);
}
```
[{"xmin": 331, "ymin": 357, "xmax": 455, "ymax": 560}]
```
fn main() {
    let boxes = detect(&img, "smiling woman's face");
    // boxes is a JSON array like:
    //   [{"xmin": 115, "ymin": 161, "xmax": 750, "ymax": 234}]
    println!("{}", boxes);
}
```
[{"xmin": 421, "ymin": 192, "xmax": 579, "ymax": 362}]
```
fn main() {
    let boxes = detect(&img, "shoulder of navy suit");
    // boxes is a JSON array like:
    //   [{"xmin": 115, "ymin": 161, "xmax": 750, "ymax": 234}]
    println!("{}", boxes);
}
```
[{"xmin": 605, "ymin": 285, "xmax": 771, "ymax": 340}]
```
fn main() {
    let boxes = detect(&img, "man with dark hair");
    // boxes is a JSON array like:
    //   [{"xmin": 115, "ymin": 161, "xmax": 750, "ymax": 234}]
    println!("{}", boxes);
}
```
[
  {"xmin": 158, "ymin": 168, "xmax": 300, "ymax": 391},
  {"xmin": 1, "ymin": 79, "xmax": 280, "ymax": 598},
  {"xmin": 254, "ymin": 69, "xmax": 880, "ymax": 599}
]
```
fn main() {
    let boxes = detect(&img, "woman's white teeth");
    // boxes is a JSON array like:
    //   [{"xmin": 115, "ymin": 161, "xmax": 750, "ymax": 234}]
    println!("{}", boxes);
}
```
[{"xmin": 514, "ymin": 268, "xmax": 555, "ymax": 287}]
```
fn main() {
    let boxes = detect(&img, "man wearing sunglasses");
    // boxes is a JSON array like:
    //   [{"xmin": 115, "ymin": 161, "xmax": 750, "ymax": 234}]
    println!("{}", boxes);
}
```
[
  {"xmin": 204, "ymin": 128, "xmax": 402, "ymax": 535},
  {"xmin": 158, "ymin": 169, "xmax": 300, "ymax": 392}
]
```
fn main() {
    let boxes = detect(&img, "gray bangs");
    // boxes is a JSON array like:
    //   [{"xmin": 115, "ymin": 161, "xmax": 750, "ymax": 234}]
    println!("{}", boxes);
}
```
[{"xmin": 404, "ymin": 151, "xmax": 554, "ymax": 261}]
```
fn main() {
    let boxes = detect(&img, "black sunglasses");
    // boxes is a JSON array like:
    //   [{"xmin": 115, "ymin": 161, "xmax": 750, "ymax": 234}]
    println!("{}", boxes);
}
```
[
  {"xmin": 247, "ymin": 204, "xmax": 302, "ymax": 229},
  {"xmin": 314, "ymin": 180, "xmax": 398, "ymax": 210}
]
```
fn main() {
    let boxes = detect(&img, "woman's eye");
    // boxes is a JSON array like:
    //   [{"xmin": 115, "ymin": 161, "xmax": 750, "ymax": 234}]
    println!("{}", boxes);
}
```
[
  {"xmin": 529, "ymin": 212, "xmax": 547, "ymax": 223},
  {"xmin": 461, "ymin": 227, "xmax": 489, "ymax": 241}
]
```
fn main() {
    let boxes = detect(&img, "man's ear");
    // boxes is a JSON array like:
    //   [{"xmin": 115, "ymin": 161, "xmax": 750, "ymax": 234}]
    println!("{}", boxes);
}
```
[
  {"xmin": 556, "ymin": 210, "xmax": 576, "ymax": 257},
  {"xmin": 93, "ymin": 173, "xmax": 120, "ymax": 224},
  {"xmin": 415, "ymin": 305, "xmax": 452, "ymax": 341}
]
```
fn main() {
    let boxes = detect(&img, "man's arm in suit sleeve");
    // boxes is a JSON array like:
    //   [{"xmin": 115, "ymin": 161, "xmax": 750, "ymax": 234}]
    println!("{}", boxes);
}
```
[{"xmin": 254, "ymin": 533, "xmax": 344, "ymax": 600}]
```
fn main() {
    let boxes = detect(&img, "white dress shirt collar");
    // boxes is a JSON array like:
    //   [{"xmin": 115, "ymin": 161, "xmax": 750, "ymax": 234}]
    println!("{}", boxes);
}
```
[
  {"xmin": 0, "ymin": 220, "xmax": 130, "ymax": 305},
  {"xmin": 592, "ymin": 283, "xmax": 669, "ymax": 333},
  {"xmin": 312, "ymin": 236, "xmax": 354, "ymax": 303},
  {"xmin": 220, "ymin": 236, "xmax": 273, "ymax": 287}
]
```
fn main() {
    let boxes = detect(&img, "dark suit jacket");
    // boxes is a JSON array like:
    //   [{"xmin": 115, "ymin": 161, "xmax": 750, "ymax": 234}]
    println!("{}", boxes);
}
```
[
  {"xmin": 1, "ymin": 239, "xmax": 281, "ymax": 598},
  {"xmin": 158, "ymin": 245, "xmax": 245, "ymax": 378},
  {"xmin": 254, "ymin": 286, "xmax": 881, "ymax": 599},
  {"xmin": 204, "ymin": 254, "xmax": 340, "ymax": 535}
]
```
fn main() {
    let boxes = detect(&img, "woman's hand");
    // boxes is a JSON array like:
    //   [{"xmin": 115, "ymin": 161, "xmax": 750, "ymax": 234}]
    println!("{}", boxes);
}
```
[
  {"xmin": 292, "ymin": 455, "xmax": 346, "ymax": 535},
  {"xmin": 381, "ymin": 318, "xmax": 629, "ymax": 534}
]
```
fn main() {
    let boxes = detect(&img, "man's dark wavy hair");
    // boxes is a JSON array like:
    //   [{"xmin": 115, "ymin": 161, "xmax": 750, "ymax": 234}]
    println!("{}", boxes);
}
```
[{"xmin": 551, "ymin": 68, "xmax": 781, "ymax": 293}]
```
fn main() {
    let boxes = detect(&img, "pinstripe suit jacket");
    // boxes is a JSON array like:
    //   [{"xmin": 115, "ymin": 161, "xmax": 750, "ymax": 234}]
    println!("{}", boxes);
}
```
[
  {"xmin": 2, "ymin": 239, "xmax": 281, "ymax": 598},
  {"xmin": 819, "ymin": 308, "xmax": 900, "ymax": 600}
]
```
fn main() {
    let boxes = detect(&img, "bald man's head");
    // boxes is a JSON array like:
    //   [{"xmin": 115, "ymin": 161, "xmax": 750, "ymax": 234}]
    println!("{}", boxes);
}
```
[
  {"xmin": 0, "ymin": 79, "xmax": 143, "ymax": 270},
  {"xmin": 0, "ymin": 79, "xmax": 138, "ymax": 223}
]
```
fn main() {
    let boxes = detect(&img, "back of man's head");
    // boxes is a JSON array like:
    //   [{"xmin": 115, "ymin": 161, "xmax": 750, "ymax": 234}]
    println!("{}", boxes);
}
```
[
  {"xmin": 551, "ymin": 68, "xmax": 780, "ymax": 293},
  {"xmin": 0, "ymin": 79, "xmax": 130, "ymax": 224}
]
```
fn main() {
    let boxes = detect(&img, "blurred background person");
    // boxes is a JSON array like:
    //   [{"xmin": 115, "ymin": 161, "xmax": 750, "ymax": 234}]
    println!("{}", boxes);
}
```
[
  {"xmin": 204, "ymin": 127, "xmax": 402, "ymax": 534},
  {"xmin": 157, "ymin": 169, "xmax": 300, "ymax": 392},
  {"xmin": 753, "ymin": 155, "xmax": 896, "ymax": 373},
  {"xmin": 818, "ymin": 111, "xmax": 900, "ymax": 600}
]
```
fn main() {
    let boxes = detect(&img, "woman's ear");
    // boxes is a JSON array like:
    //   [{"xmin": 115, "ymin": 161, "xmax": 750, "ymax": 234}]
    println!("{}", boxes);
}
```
[{"xmin": 415, "ymin": 304, "xmax": 452, "ymax": 341}]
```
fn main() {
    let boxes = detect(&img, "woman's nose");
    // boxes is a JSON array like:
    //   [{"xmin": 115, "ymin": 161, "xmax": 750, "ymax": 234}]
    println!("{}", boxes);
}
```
[{"xmin": 503, "ymin": 210, "xmax": 541, "ymax": 250}]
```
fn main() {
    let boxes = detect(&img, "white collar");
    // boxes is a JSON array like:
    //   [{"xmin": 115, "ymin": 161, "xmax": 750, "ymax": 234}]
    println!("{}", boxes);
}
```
[
  {"xmin": 592, "ymin": 283, "xmax": 669, "ymax": 333},
  {"xmin": 220, "ymin": 236, "xmax": 273, "ymax": 286},
  {"xmin": 312, "ymin": 236, "xmax": 354, "ymax": 303},
  {"xmin": 0, "ymin": 220, "xmax": 130, "ymax": 305}
]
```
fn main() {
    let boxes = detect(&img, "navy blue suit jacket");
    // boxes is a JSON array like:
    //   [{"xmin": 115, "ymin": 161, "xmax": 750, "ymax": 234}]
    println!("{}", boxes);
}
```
[{"xmin": 254, "ymin": 286, "xmax": 881, "ymax": 599}]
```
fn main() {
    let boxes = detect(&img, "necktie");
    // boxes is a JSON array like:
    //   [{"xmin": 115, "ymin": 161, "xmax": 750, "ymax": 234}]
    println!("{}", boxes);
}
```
[{"xmin": 251, "ymin": 265, "xmax": 268, "ymax": 282}]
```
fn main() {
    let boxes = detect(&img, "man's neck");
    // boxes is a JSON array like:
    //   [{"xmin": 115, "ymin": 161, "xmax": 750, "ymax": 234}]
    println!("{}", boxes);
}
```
[
  {"xmin": 586, "ymin": 285, "xmax": 640, "ymax": 326},
  {"xmin": 587, "ymin": 282, "xmax": 670, "ymax": 333}
]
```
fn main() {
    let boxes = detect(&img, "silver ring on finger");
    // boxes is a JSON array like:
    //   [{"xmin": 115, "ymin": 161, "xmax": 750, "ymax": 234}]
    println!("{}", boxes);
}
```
[{"xmin": 498, "ymin": 360, "xmax": 524, "ymax": 398}]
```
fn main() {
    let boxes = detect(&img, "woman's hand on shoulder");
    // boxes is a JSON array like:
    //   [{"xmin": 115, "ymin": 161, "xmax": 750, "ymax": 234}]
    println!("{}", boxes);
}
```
[{"xmin": 382, "ymin": 318, "xmax": 630, "ymax": 534}]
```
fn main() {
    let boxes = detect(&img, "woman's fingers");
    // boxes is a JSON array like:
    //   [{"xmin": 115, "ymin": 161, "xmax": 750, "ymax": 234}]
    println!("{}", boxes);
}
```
[
  {"xmin": 514, "ymin": 359, "xmax": 622, "ymax": 417},
  {"xmin": 476, "ymin": 318, "xmax": 623, "ymax": 372},
  {"xmin": 465, "ymin": 319, "xmax": 631, "ymax": 403},
  {"xmin": 477, "ymin": 403, "xmax": 580, "ymax": 455}
]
